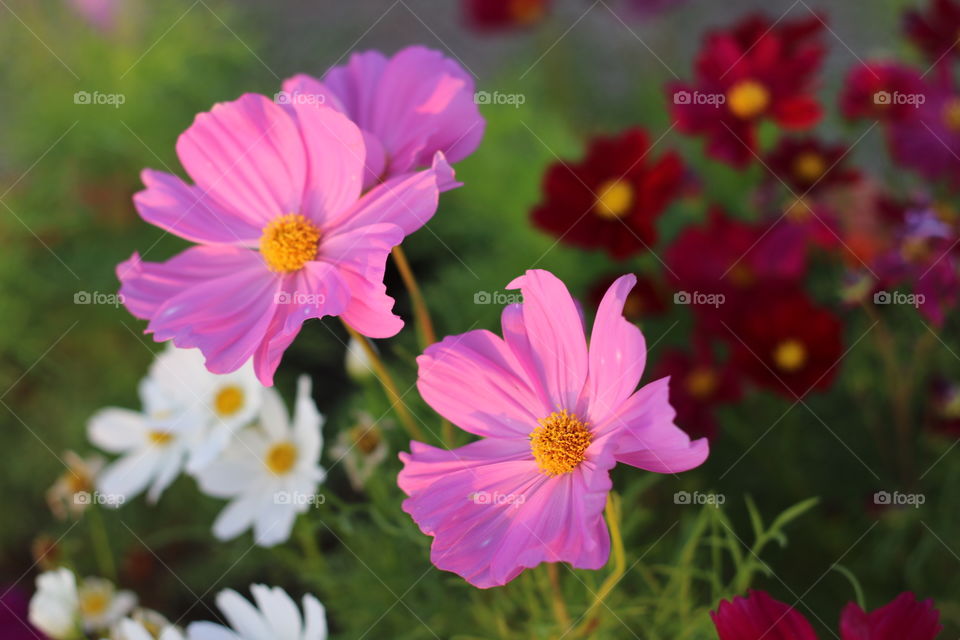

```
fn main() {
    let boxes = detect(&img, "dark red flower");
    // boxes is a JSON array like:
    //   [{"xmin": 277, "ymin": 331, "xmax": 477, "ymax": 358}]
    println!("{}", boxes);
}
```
[
  {"xmin": 839, "ymin": 592, "xmax": 942, "ymax": 640},
  {"xmin": 839, "ymin": 61, "xmax": 925, "ymax": 123},
  {"xmin": 711, "ymin": 590, "xmax": 818, "ymax": 640},
  {"xmin": 669, "ymin": 14, "xmax": 825, "ymax": 167},
  {"xmin": 665, "ymin": 208, "xmax": 807, "ymax": 332},
  {"xmin": 904, "ymin": 0, "xmax": 960, "ymax": 65},
  {"xmin": 765, "ymin": 137, "xmax": 859, "ymax": 195},
  {"xmin": 653, "ymin": 345, "xmax": 741, "ymax": 439},
  {"xmin": 531, "ymin": 128, "xmax": 685, "ymax": 259},
  {"xmin": 464, "ymin": 0, "xmax": 550, "ymax": 31},
  {"xmin": 590, "ymin": 273, "xmax": 668, "ymax": 321},
  {"xmin": 728, "ymin": 287, "xmax": 844, "ymax": 399},
  {"xmin": 712, "ymin": 590, "xmax": 942, "ymax": 640}
]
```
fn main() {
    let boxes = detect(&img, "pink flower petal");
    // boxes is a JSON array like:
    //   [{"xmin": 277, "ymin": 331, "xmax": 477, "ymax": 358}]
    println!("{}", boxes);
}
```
[
  {"xmin": 416, "ymin": 329, "xmax": 546, "ymax": 438},
  {"xmin": 582, "ymin": 274, "xmax": 647, "ymax": 423},
  {"xmin": 399, "ymin": 438, "xmax": 612, "ymax": 588},
  {"xmin": 290, "ymin": 102, "xmax": 365, "ymax": 224},
  {"xmin": 328, "ymin": 152, "xmax": 452, "ymax": 236},
  {"xmin": 602, "ymin": 378, "xmax": 709, "ymax": 473},
  {"xmin": 117, "ymin": 246, "xmax": 263, "ymax": 321},
  {"xmin": 839, "ymin": 592, "xmax": 942, "ymax": 640},
  {"xmin": 134, "ymin": 169, "xmax": 261, "ymax": 245},
  {"xmin": 506, "ymin": 270, "xmax": 588, "ymax": 412},
  {"xmin": 711, "ymin": 590, "xmax": 818, "ymax": 640},
  {"xmin": 176, "ymin": 94, "xmax": 307, "ymax": 226}
]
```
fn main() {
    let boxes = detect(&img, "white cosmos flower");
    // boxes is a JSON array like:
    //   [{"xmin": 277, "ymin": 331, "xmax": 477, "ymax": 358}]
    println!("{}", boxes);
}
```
[
  {"xmin": 186, "ymin": 585, "xmax": 327, "ymax": 640},
  {"xmin": 145, "ymin": 345, "xmax": 263, "ymax": 473},
  {"xmin": 29, "ymin": 568, "xmax": 79, "ymax": 639},
  {"xmin": 196, "ymin": 376, "xmax": 325, "ymax": 547},
  {"xmin": 29, "ymin": 569, "xmax": 136, "ymax": 638},
  {"xmin": 88, "ymin": 345, "xmax": 263, "ymax": 504},
  {"xmin": 107, "ymin": 617, "xmax": 184, "ymax": 640}
]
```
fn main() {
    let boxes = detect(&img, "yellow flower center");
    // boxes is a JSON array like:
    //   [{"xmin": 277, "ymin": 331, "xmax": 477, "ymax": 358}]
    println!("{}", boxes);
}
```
[
  {"xmin": 594, "ymin": 179, "xmax": 634, "ymax": 219},
  {"xmin": 510, "ymin": 0, "xmax": 545, "ymax": 24},
  {"xmin": 943, "ymin": 97, "xmax": 960, "ymax": 132},
  {"xmin": 64, "ymin": 470, "xmax": 92, "ymax": 494},
  {"xmin": 726, "ymin": 80, "xmax": 770, "ymax": 119},
  {"xmin": 530, "ymin": 410, "xmax": 592, "ymax": 476},
  {"xmin": 79, "ymin": 590, "xmax": 109, "ymax": 617},
  {"xmin": 149, "ymin": 431, "xmax": 174, "ymax": 446},
  {"xmin": 260, "ymin": 214, "xmax": 321, "ymax": 273},
  {"xmin": 350, "ymin": 425, "xmax": 382, "ymax": 455},
  {"xmin": 265, "ymin": 441, "xmax": 298, "ymax": 475},
  {"xmin": 785, "ymin": 197, "xmax": 813, "ymax": 222},
  {"xmin": 214, "ymin": 385, "xmax": 244, "ymax": 417},
  {"xmin": 773, "ymin": 339, "xmax": 807, "ymax": 373},
  {"xmin": 686, "ymin": 367, "xmax": 718, "ymax": 399},
  {"xmin": 793, "ymin": 152, "xmax": 827, "ymax": 183}
]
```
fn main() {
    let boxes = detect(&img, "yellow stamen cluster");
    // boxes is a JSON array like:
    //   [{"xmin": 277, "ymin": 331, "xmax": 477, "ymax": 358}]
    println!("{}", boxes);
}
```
[
  {"xmin": 530, "ymin": 410, "xmax": 592, "ymax": 476},
  {"xmin": 214, "ymin": 385, "xmax": 245, "ymax": 417},
  {"xmin": 265, "ymin": 441, "xmax": 298, "ymax": 475},
  {"xmin": 943, "ymin": 97, "xmax": 960, "ymax": 132},
  {"xmin": 149, "ymin": 431, "xmax": 174, "ymax": 446},
  {"xmin": 260, "ymin": 214, "xmax": 321, "ymax": 273},
  {"xmin": 594, "ymin": 179, "xmax": 635, "ymax": 220},
  {"xmin": 727, "ymin": 80, "xmax": 770, "ymax": 119},
  {"xmin": 510, "ymin": 0, "xmax": 546, "ymax": 24},
  {"xmin": 793, "ymin": 152, "xmax": 827, "ymax": 183},
  {"xmin": 686, "ymin": 367, "xmax": 718, "ymax": 399},
  {"xmin": 773, "ymin": 339, "xmax": 807, "ymax": 373}
]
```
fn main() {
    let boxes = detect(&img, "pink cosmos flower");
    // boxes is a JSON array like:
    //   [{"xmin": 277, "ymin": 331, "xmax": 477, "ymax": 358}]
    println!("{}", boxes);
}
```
[
  {"xmin": 398, "ymin": 269, "xmax": 709, "ymax": 588},
  {"xmin": 711, "ymin": 590, "xmax": 942, "ymax": 640},
  {"xmin": 68, "ymin": 0, "xmax": 121, "ymax": 32},
  {"xmin": 281, "ymin": 46, "xmax": 485, "ymax": 189},
  {"xmin": 117, "ymin": 93, "xmax": 453, "ymax": 386}
]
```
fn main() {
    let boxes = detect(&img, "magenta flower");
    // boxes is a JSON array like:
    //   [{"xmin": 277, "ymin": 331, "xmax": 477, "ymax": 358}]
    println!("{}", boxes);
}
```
[
  {"xmin": 282, "ymin": 46, "xmax": 485, "ymax": 188},
  {"xmin": 117, "ymin": 94, "xmax": 453, "ymax": 385},
  {"xmin": 399, "ymin": 269, "xmax": 709, "ymax": 588},
  {"xmin": 68, "ymin": 0, "xmax": 121, "ymax": 32},
  {"xmin": 711, "ymin": 590, "xmax": 942, "ymax": 640}
]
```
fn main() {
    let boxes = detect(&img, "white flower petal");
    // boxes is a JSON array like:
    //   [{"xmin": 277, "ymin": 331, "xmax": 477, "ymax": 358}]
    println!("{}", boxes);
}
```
[
  {"xmin": 215, "ymin": 589, "xmax": 272, "ymax": 640},
  {"xmin": 88, "ymin": 409, "xmax": 148, "ymax": 453}
]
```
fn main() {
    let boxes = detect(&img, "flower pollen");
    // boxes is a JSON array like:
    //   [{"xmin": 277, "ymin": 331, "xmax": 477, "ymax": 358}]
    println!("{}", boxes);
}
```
[
  {"xmin": 530, "ymin": 410, "xmax": 592, "ymax": 476},
  {"xmin": 727, "ymin": 80, "xmax": 770, "ymax": 119},
  {"xmin": 265, "ymin": 441, "xmax": 298, "ymax": 475},
  {"xmin": 214, "ymin": 385, "xmax": 244, "ymax": 417},
  {"xmin": 773, "ymin": 339, "xmax": 807, "ymax": 373},
  {"xmin": 260, "ymin": 214, "xmax": 321, "ymax": 273},
  {"xmin": 594, "ymin": 179, "xmax": 634, "ymax": 219}
]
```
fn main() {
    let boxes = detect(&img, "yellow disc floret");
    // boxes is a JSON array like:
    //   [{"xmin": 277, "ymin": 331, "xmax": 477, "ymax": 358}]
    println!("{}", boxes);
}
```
[
  {"xmin": 265, "ymin": 441, "xmax": 298, "ymax": 475},
  {"xmin": 793, "ymin": 152, "xmax": 827, "ymax": 183},
  {"xmin": 727, "ymin": 80, "xmax": 770, "ymax": 119},
  {"xmin": 260, "ymin": 214, "xmax": 321, "ymax": 273},
  {"xmin": 773, "ymin": 339, "xmax": 807, "ymax": 373},
  {"xmin": 530, "ymin": 410, "xmax": 592, "ymax": 476},
  {"xmin": 594, "ymin": 179, "xmax": 635, "ymax": 219},
  {"xmin": 214, "ymin": 385, "xmax": 245, "ymax": 417}
]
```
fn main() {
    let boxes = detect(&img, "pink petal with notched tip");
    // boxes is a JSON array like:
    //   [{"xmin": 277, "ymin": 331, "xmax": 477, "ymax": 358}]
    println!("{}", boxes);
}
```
[
  {"xmin": 582, "ymin": 274, "xmax": 647, "ymax": 422},
  {"xmin": 506, "ymin": 270, "xmax": 589, "ymax": 413},
  {"xmin": 134, "ymin": 169, "xmax": 260, "ymax": 245},
  {"xmin": 176, "ymin": 94, "xmax": 307, "ymax": 226},
  {"xmin": 602, "ymin": 377, "xmax": 709, "ymax": 473}
]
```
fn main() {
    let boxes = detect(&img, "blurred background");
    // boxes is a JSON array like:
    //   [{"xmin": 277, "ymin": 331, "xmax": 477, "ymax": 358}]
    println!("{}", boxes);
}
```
[{"xmin": 2, "ymin": 0, "xmax": 958, "ymax": 638}]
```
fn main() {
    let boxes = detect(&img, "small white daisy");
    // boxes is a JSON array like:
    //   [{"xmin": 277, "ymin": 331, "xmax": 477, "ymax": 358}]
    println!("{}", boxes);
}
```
[
  {"xmin": 145, "ymin": 345, "xmax": 263, "ymax": 473},
  {"xmin": 186, "ymin": 584, "xmax": 327, "ymax": 640},
  {"xmin": 108, "ymin": 617, "xmax": 184, "ymax": 640},
  {"xmin": 29, "ymin": 569, "xmax": 136, "ymax": 638},
  {"xmin": 195, "ymin": 376, "xmax": 325, "ymax": 547}
]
